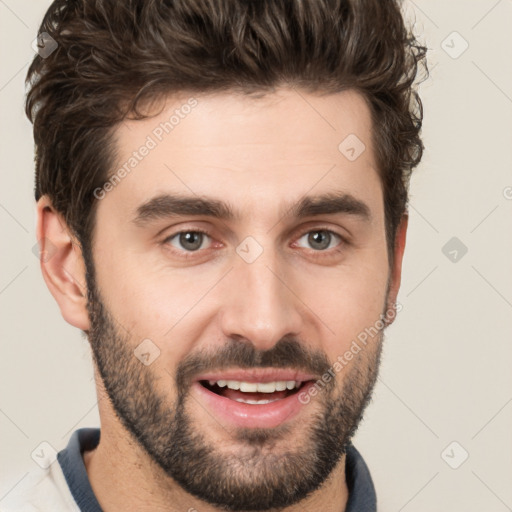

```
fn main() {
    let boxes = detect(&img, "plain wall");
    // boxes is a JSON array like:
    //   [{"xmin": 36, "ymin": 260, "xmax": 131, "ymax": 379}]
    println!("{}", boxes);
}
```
[{"xmin": 1, "ymin": 1, "xmax": 511, "ymax": 510}]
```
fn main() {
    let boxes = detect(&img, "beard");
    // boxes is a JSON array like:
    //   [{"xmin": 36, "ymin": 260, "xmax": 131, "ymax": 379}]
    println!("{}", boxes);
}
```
[{"xmin": 85, "ymin": 271, "xmax": 386, "ymax": 511}]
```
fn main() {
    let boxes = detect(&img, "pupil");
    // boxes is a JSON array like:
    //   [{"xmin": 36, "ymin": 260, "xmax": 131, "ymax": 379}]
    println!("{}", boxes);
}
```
[
  {"xmin": 309, "ymin": 230, "xmax": 330, "ymax": 250},
  {"xmin": 180, "ymin": 232, "xmax": 202, "ymax": 251}
]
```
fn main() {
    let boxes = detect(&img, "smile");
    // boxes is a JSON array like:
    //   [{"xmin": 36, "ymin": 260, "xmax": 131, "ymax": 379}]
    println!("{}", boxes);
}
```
[{"xmin": 192, "ymin": 369, "xmax": 317, "ymax": 429}]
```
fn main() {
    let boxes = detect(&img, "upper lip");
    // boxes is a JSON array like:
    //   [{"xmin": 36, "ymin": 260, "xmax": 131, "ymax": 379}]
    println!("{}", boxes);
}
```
[{"xmin": 195, "ymin": 368, "xmax": 317, "ymax": 384}]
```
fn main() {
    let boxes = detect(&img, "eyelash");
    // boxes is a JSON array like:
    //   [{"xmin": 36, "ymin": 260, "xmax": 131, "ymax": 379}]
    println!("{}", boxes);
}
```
[{"xmin": 161, "ymin": 226, "xmax": 348, "ymax": 261}]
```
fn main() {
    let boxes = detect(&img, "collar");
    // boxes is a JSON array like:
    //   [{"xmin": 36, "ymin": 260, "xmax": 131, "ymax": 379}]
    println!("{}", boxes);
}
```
[{"xmin": 344, "ymin": 443, "xmax": 377, "ymax": 511}]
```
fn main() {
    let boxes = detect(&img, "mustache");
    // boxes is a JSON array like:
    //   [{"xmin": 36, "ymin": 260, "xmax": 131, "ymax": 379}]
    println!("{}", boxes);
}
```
[{"xmin": 176, "ymin": 336, "xmax": 333, "ymax": 391}]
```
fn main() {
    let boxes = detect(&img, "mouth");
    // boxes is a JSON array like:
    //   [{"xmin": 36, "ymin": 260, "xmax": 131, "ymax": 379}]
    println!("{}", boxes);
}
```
[
  {"xmin": 199, "ymin": 379, "xmax": 309, "ymax": 404},
  {"xmin": 192, "ymin": 369, "xmax": 317, "ymax": 429}
]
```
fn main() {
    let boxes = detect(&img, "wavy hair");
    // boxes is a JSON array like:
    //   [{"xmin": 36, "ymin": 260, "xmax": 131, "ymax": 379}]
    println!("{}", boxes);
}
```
[{"xmin": 26, "ymin": 0, "xmax": 427, "ymax": 266}]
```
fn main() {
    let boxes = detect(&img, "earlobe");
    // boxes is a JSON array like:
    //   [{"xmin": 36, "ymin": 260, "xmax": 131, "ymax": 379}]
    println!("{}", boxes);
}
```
[
  {"xmin": 36, "ymin": 196, "xmax": 91, "ymax": 331},
  {"xmin": 385, "ymin": 213, "xmax": 408, "ymax": 325}
]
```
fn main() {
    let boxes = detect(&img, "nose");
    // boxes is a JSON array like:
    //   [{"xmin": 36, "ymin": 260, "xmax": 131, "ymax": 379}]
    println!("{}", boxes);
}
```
[{"xmin": 218, "ymin": 250, "xmax": 304, "ymax": 352}]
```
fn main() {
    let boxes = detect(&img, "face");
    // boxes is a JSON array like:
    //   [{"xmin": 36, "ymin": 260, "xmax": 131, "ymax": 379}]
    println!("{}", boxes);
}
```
[{"xmin": 85, "ymin": 88, "xmax": 397, "ymax": 510}]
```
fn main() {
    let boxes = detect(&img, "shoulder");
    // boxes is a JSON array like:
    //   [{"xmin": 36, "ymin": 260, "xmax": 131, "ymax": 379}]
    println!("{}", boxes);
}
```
[
  {"xmin": 0, "ymin": 429, "xmax": 102, "ymax": 512},
  {"xmin": 1, "ymin": 461, "xmax": 80, "ymax": 512}
]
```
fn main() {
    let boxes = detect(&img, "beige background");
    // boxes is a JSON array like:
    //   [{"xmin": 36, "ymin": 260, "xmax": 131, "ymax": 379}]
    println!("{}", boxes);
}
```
[{"xmin": 1, "ymin": 1, "xmax": 511, "ymax": 510}]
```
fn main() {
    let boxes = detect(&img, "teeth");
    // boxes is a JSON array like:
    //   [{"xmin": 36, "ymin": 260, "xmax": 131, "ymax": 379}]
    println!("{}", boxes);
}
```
[
  {"xmin": 207, "ymin": 380, "xmax": 302, "ymax": 393},
  {"xmin": 226, "ymin": 380, "xmax": 240, "ymax": 390},
  {"xmin": 234, "ymin": 398, "xmax": 280, "ymax": 404},
  {"xmin": 255, "ymin": 382, "xmax": 278, "ymax": 393},
  {"xmin": 240, "ymin": 382, "xmax": 258, "ymax": 392}
]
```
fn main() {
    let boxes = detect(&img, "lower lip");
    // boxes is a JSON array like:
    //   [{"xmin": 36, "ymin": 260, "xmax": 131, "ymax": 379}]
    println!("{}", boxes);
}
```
[{"xmin": 192, "ymin": 381, "xmax": 315, "ymax": 429}]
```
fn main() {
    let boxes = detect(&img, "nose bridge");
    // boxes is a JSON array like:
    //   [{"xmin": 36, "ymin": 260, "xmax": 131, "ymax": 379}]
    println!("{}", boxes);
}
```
[{"xmin": 219, "ymin": 243, "xmax": 303, "ymax": 350}]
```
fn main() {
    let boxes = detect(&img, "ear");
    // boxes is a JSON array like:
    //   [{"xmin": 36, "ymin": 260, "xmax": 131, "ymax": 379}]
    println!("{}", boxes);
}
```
[
  {"xmin": 35, "ymin": 196, "xmax": 90, "ymax": 331},
  {"xmin": 385, "ymin": 213, "xmax": 408, "ymax": 325}
]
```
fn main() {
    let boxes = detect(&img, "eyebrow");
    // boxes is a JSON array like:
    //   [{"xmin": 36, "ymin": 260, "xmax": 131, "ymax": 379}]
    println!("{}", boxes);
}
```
[{"xmin": 132, "ymin": 191, "xmax": 372, "ymax": 227}]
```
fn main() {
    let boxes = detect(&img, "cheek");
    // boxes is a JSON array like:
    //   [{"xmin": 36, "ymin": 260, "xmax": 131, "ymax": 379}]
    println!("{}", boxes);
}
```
[
  {"xmin": 300, "ymin": 263, "xmax": 389, "ymax": 359},
  {"xmin": 95, "ymin": 257, "xmax": 216, "ymax": 371},
  {"xmin": 94, "ymin": 222, "xmax": 216, "ymax": 326}
]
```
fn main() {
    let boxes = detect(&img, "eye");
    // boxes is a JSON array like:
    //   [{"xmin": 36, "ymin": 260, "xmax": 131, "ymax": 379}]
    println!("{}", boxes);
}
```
[
  {"xmin": 164, "ymin": 230, "xmax": 212, "ymax": 252},
  {"xmin": 162, "ymin": 227, "xmax": 346, "ymax": 260},
  {"xmin": 295, "ymin": 229, "xmax": 343, "ymax": 252}
]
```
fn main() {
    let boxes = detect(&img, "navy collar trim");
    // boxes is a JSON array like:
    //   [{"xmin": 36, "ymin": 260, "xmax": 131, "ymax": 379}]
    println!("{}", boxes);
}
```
[
  {"xmin": 57, "ymin": 428, "xmax": 103, "ymax": 512},
  {"xmin": 345, "ymin": 444, "xmax": 377, "ymax": 511}
]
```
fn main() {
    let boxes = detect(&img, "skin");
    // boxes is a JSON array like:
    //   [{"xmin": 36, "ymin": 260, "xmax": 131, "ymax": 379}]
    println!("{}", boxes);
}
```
[{"xmin": 37, "ymin": 87, "xmax": 407, "ymax": 512}]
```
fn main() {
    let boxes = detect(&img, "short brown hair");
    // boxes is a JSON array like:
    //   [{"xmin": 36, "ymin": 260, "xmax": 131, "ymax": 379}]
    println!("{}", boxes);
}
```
[{"xmin": 26, "ymin": 0, "xmax": 427, "ymax": 268}]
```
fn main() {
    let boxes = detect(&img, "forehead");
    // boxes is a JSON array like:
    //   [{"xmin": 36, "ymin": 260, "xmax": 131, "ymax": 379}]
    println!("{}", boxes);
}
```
[{"xmin": 103, "ymin": 88, "xmax": 382, "ymax": 224}]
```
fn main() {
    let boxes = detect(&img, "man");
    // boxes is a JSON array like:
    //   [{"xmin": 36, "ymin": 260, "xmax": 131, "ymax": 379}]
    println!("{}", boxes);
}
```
[{"xmin": 4, "ymin": 0, "xmax": 426, "ymax": 510}]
